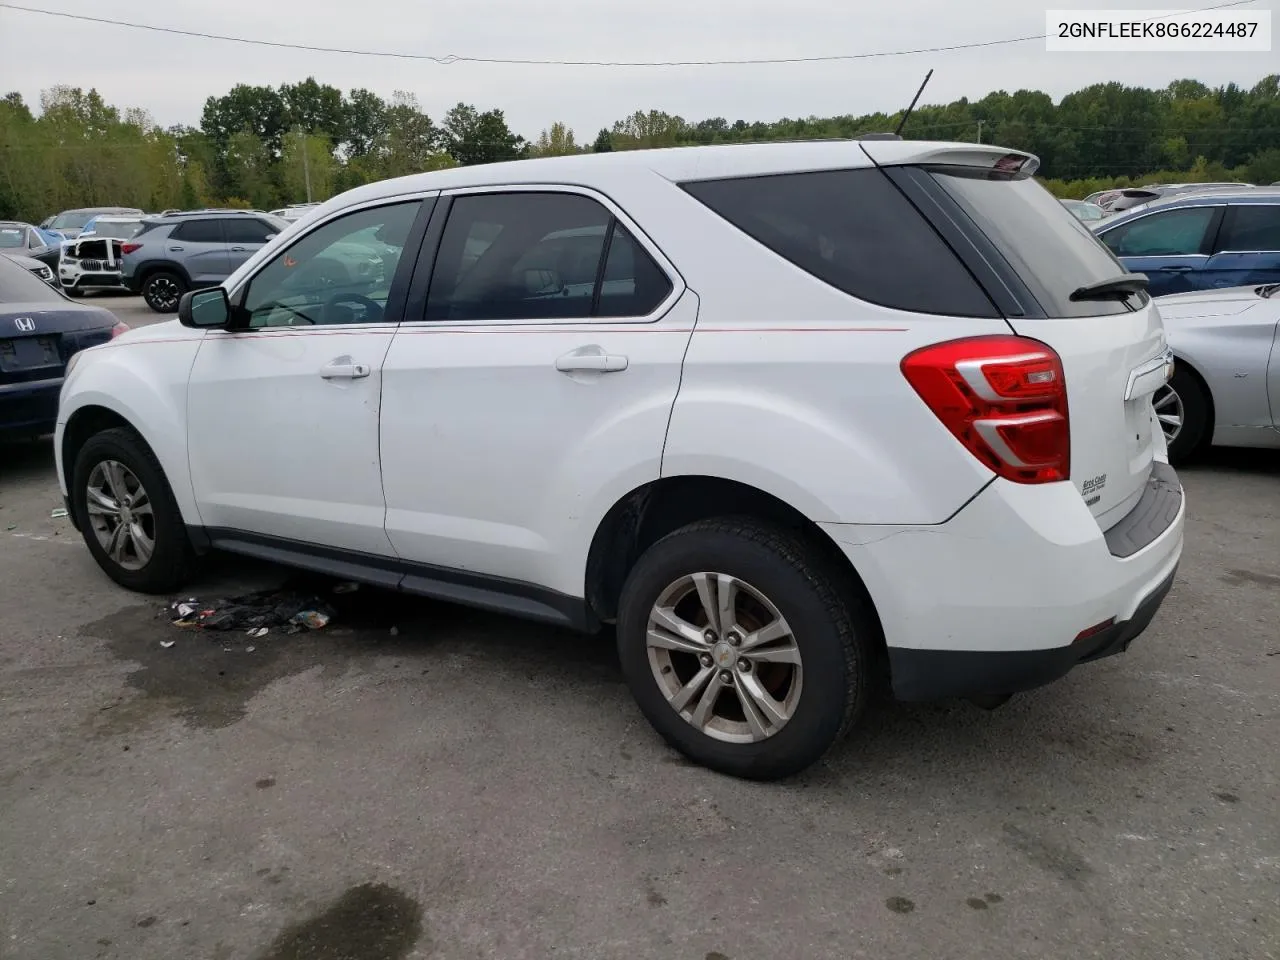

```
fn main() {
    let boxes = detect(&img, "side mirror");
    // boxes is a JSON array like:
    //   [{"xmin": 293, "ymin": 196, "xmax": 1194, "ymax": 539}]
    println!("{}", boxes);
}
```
[
  {"xmin": 179, "ymin": 287, "xmax": 231, "ymax": 329},
  {"xmin": 264, "ymin": 233, "xmax": 277, "ymax": 241}
]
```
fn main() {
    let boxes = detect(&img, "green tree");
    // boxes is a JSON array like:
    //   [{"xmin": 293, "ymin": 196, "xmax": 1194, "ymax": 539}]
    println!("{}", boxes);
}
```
[
  {"xmin": 201, "ymin": 85, "xmax": 288, "ymax": 154},
  {"xmin": 224, "ymin": 130, "xmax": 277, "ymax": 209},
  {"xmin": 442, "ymin": 103, "xmax": 527, "ymax": 165},
  {"xmin": 531, "ymin": 122, "xmax": 578, "ymax": 157},
  {"xmin": 591, "ymin": 128, "xmax": 613, "ymax": 153},
  {"xmin": 343, "ymin": 88, "xmax": 387, "ymax": 158},
  {"xmin": 282, "ymin": 130, "xmax": 335, "ymax": 203}
]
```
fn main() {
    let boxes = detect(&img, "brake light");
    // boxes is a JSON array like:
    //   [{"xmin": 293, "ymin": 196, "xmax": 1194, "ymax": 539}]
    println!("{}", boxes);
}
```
[
  {"xmin": 121, "ymin": 242, "xmax": 142, "ymax": 255},
  {"xmin": 901, "ymin": 335, "xmax": 1070, "ymax": 484},
  {"xmin": 110, "ymin": 322, "xmax": 130, "ymax": 339}
]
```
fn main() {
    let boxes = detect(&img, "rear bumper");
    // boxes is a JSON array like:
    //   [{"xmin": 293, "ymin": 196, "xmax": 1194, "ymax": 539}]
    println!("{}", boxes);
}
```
[
  {"xmin": 0, "ymin": 379, "xmax": 62, "ymax": 436},
  {"xmin": 820, "ymin": 463, "xmax": 1185, "ymax": 701}
]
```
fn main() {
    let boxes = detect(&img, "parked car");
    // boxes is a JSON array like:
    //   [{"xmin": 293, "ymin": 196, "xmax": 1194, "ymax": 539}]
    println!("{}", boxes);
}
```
[
  {"xmin": 56, "ymin": 140, "xmax": 1184, "ymax": 779},
  {"xmin": 1092, "ymin": 190, "xmax": 1280, "ymax": 296},
  {"xmin": 0, "ymin": 220, "xmax": 62, "ymax": 271},
  {"xmin": 59, "ymin": 216, "xmax": 149, "ymax": 297},
  {"xmin": 0, "ymin": 255, "xmax": 126, "ymax": 439},
  {"xmin": 2, "ymin": 252, "xmax": 59, "ymax": 288},
  {"xmin": 45, "ymin": 207, "xmax": 144, "ymax": 241},
  {"xmin": 1060, "ymin": 199, "xmax": 1107, "ymax": 222},
  {"xmin": 120, "ymin": 210, "xmax": 290, "ymax": 313},
  {"xmin": 1150, "ymin": 282, "xmax": 1280, "ymax": 462}
]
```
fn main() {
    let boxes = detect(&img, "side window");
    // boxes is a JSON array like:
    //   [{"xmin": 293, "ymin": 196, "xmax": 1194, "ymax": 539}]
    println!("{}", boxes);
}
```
[
  {"xmin": 681, "ymin": 169, "xmax": 997, "ymax": 317},
  {"xmin": 424, "ymin": 192, "xmax": 672, "ymax": 322},
  {"xmin": 241, "ymin": 200, "xmax": 422, "ymax": 328},
  {"xmin": 427, "ymin": 193, "xmax": 609, "ymax": 322},
  {"xmin": 1101, "ymin": 207, "xmax": 1216, "ymax": 257},
  {"xmin": 224, "ymin": 218, "xmax": 279, "ymax": 245},
  {"xmin": 171, "ymin": 219, "xmax": 225, "ymax": 244},
  {"xmin": 1219, "ymin": 206, "xmax": 1280, "ymax": 252},
  {"xmin": 596, "ymin": 224, "xmax": 673, "ymax": 318}
]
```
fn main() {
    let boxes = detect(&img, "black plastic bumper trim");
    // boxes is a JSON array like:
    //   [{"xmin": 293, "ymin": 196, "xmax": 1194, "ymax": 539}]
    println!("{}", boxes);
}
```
[
  {"xmin": 1104, "ymin": 461, "xmax": 1182, "ymax": 559},
  {"xmin": 888, "ymin": 563, "xmax": 1178, "ymax": 701}
]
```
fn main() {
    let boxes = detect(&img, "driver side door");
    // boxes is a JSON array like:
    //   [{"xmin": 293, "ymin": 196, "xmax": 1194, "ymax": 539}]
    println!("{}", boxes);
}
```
[{"xmin": 185, "ymin": 195, "xmax": 433, "ymax": 556}]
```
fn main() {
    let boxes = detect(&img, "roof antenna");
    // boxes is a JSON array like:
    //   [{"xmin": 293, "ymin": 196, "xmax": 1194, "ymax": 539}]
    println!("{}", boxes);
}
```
[{"xmin": 893, "ymin": 68, "xmax": 934, "ymax": 137}]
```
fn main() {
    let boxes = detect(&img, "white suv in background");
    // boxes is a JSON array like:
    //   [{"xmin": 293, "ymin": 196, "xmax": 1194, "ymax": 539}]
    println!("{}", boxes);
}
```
[{"xmin": 56, "ymin": 140, "xmax": 1184, "ymax": 779}]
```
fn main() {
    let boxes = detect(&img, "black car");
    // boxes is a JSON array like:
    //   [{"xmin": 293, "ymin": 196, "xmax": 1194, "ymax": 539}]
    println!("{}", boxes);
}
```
[
  {"xmin": 0, "ymin": 221, "xmax": 61, "ymax": 271},
  {"xmin": 0, "ymin": 255, "xmax": 126, "ymax": 439}
]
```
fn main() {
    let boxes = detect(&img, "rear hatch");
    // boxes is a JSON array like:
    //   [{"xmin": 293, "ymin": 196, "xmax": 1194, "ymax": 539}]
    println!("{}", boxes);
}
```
[{"xmin": 863, "ymin": 141, "xmax": 1170, "ymax": 531}]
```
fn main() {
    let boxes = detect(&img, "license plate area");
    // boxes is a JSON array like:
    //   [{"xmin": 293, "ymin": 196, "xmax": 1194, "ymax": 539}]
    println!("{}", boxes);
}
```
[{"xmin": 0, "ymin": 336, "xmax": 60, "ymax": 374}]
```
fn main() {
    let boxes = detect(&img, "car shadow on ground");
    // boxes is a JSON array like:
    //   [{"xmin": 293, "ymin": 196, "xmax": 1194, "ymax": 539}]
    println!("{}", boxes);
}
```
[
  {"xmin": 0, "ymin": 436, "xmax": 55, "ymax": 479},
  {"xmin": 1183, "ymin": 444, "xmax": 1280, "ymax": 475}
]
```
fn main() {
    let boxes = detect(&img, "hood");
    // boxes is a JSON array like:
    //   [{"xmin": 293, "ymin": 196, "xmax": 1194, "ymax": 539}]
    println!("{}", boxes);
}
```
[
  {"xmin": 113, "ymin": 318, "xmax": 195, "ymax": 343},
  {"xmin": 64, "ymin": 235, "xmax": 125, "ymax": 261},
  {"xmin": 1154, "ymin": 285, "xmax": 1265, "ymax": 319}
]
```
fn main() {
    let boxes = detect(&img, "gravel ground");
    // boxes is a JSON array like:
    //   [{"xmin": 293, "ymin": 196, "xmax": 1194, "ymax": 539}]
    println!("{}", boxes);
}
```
[{"xmin": 0, "ymin": 303, "xmax": 1277, "ymax": 959}]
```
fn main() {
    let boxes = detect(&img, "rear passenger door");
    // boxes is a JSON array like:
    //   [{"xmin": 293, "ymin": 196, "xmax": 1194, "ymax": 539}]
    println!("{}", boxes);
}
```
[
  {"xmin": 1098, "ymin": 206, "xmax": 1223, "ymax": 295},
  {"xmin": 169, "ymin": 218, "xmax": 229, "ymax": 284},
  {"xmin": 378, "ymin": 188, "xmax": 695, "ymax": 606},
  {"xmin": 223, "ymin": 217, "xmax": 282, "ymax": 273},
  {"xmin": 1204, "ymin": 204, "xmax": 1280, "ymax": 289}
]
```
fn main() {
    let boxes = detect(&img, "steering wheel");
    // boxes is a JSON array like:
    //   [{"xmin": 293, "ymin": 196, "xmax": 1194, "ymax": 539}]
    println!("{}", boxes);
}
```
[{"xmin": 324, "ymin": 293, "xmax": 383, "ymax": 324}]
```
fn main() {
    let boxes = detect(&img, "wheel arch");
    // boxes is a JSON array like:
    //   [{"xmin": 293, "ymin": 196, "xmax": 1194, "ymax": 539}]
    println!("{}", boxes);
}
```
[
  {"xmin": 1170, "ymin": 352, "xmax": 1216, "ymax": 442},
  {"xmin": 584, "ymin": 474, "xmax": 886, "ymax": 657},
  {"xmin": 135, "ymin": 259, "xmax": 193, "ymax": 289}
]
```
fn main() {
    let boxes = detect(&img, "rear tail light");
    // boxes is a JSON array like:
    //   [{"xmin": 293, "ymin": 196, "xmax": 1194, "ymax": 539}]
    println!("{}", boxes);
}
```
[
  {"xmin": 901, "ymin": 335, "xmax": 1070, "ymax": 484},
  {"xmin": 110, "ymin": 322, "xmax": 130, "ymax": 339},
  {"xmin": 121, "ymin": 242, "xmax": 142, "ymax": 255}
]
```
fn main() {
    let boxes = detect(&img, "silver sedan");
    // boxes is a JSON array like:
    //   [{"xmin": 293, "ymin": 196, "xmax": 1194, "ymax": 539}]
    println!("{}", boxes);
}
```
[{"xmin": 1153, "ymin": 283, "xmax": 1280, "ymax": 462}]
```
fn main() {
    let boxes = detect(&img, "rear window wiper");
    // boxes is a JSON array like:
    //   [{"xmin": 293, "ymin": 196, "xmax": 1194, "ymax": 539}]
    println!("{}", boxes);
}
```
[{"xmin": 1069, "ymin": 274, "xmax": 1149, "ymax": 302}]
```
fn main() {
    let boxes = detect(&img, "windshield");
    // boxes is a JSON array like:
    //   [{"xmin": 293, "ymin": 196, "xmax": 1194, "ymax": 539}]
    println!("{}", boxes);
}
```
[
  {"xmin": 931, "ymin": 167, "xmax": 1141, "ymax": 317},
  {"xmin": 0, "ymin": 227, "xmax": 27, "ymax": 249},
  {"xmin": 90, "ymin": 220, "xmax": 144, "ymax": 239},
  {"xmin": 0, "ymin": 257, "xmax": 65, "ymax": 303},
  {"xmin": 50, "ymin": 212, "xmax": 94, "ymax": 230}
]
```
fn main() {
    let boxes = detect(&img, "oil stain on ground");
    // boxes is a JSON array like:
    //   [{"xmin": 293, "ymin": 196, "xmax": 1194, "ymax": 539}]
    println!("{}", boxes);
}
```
[{"xmin": 254, "ymin": 883, "xmax": 424, "ymax": 960}]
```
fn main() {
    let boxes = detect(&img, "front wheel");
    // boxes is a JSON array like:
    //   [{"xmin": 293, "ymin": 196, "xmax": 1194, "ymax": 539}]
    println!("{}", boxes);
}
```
[
  {"xmin": 616, "ymin": 518, "xmax": 872, "ymax": 780},
  {"xmin": 71, "ymin": 427, "xmax": 196, "ymax": 593},
  {"xmin": 142, "ymin": 271, "xmax": 186, "ymax": 313}
]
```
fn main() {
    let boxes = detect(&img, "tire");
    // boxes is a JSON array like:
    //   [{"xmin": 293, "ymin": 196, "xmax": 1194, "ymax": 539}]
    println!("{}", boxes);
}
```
[
  {"xmin": 142, "ymin": 270, "xmax": 186, "ymax": 313},
  {"xmin": 1157, "ymin": 367, "xmax": 1210, "ymax": 465},
  {"xmin": 616, "ymin": 518, "xmax": 872, "ymax": 780},
  {"xmin": 71, "ymin": 427, "xmax": 196, "ymax": 594}
]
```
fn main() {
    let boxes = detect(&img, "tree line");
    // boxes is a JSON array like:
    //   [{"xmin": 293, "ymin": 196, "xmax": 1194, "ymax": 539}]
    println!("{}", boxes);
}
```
[{"xmin": 1, "ymin": 74, "xmax": 1277, "ymax": 222}]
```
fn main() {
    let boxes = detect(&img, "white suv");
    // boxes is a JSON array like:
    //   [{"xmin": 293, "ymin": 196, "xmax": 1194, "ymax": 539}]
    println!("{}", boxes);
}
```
[{"xmin": 55, "ymin": 140, "xmax": 1185, "ymax": 779}]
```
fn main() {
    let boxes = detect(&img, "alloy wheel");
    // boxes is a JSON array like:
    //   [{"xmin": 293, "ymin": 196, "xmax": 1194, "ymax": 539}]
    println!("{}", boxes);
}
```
[
  {"xmin": 147, "ymin": 276, "xmax": 181, "ymax": 312},
  {"xmin": 85, "ymin": 460, "xmax": 155, "ymax": 570},
  {"xmin": 646, "ymin": 572, "xmax": 803, "ymax": 744},
  {"xmin": 1153, "ymin": 384, "xmax": 1183, "ymax": 446}
]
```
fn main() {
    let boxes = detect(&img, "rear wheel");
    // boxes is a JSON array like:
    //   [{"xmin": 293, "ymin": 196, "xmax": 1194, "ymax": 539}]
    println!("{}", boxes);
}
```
[
  {"xmin": 616, "ymin": 518, "xmax": 871, "ymax": 780},
  {"xmin": 1156, "ymin": 367, "xmax": 1210, "ymax": 464},
  {"xmin": 71, "ymin": 427, "xmax": 196, "ymax": 593},
  {"xmin": 142, "ymin": 271, "xmax": 186, "ymax": 313}
]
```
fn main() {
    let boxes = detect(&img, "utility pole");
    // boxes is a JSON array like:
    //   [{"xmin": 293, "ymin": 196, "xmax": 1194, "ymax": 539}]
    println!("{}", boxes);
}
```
[
  {"xmin": 301, "ymin": 130, "xmax": 313, "ymax": 203},
  {"xmin": 976, "ymin": 120, "xmax": 983, "ymax": 144}
]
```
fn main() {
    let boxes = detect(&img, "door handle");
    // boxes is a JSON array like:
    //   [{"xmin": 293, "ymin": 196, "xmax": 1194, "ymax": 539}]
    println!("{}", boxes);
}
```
[
  {"xmin": 168, "ymin": 246, "xmax": 184, "ymax": 252},
  {"xmin": 320, "ymin": 357, "xmax": 371, "ymax": 380},
  {"xmin": 230, "ymin": 246, "xmax": 246, "ymax": 252},
  {"xmin": 556, "ymin": 348, "xmax": 628, "ymax": 373},
  {"xmin": 1162, "ymin": 265, "xmax": 1194, "ymax": 273}
]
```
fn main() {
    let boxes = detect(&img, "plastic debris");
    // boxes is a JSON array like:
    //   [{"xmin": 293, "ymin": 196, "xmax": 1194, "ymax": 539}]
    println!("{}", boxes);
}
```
[
  {"xmin": 333, "ymin": 582, "xmax": 360, "ymax": 594},
  {"xmin": 246, "ymin": 645, "xmax": 256, "ymax": 653},
  {"xmin": 292, "ymin": 610, "xmax": 330, "ymax": 630},
  {"xmin": 160, "ymin": 639, "xmax": 175, "ymax": 649},
  {"xmin": 167, "ymin": 588, "xmax": 336, "ymax": 633},
  {"xmin": 50, "ymin": 507, "xmax": 69, "ymax": 519}
]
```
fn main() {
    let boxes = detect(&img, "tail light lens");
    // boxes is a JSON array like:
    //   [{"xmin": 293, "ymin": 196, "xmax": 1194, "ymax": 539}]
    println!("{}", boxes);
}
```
[
  {"xmin": 121, "ymin": 242, "xmax": 142, "ymax": 255},
  {"xmin": 110, "ymin": 322, "xmax": 130, "ymax": 339},
  {"xmin": 901, "ymin": 335, "xmax": 1070, "ymax": 484}
]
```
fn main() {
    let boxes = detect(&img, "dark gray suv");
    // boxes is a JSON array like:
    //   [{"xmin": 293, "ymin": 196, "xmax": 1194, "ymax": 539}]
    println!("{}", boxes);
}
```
[{"xmin": 121, "ymin": 210, "xmax": 290, "ymax": 313}]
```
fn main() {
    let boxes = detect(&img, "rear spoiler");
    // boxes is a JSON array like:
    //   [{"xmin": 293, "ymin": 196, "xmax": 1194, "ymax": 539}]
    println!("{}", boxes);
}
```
[{"xmin": 858, "ymin": 140, "xmax": 1040, "ymax": 177}]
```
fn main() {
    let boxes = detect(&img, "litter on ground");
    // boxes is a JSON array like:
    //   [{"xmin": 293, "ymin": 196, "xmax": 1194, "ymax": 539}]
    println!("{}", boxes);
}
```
[{"xmin": 167, "ymin": 588, "xmax": 336, "ymax": 634}]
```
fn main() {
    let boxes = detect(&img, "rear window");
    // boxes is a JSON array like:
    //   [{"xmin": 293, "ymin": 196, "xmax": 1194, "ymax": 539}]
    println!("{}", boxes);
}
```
[
  {"xmin": 929, "ymin": 167, "xmax": 1142, "ymax": 317},
  {"xmin": 0, "ymin": 257, "xmax": 64, "ymax": 303},
  {"xmin": 681, "ymin": 169, "xmax": 998, "ymax": 318}
]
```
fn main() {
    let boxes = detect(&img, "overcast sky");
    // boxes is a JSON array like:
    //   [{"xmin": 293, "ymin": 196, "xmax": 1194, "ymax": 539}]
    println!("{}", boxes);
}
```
[{"xmin": 1, "ymin": 0, "xmax": 1276, "ymax": 140}]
